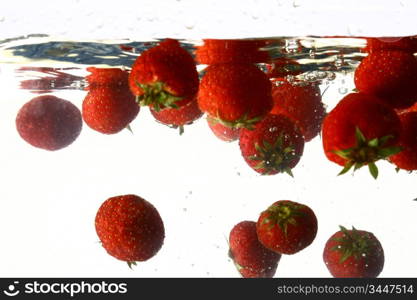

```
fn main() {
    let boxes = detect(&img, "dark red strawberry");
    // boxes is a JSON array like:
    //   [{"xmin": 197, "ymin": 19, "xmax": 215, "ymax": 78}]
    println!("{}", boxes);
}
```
[
  {"xmin": 198, "ymin": 63, "xmax": 273, "ymax": 129},
  {"xmin": 195, "ymin": 39, "xmax": 270, "ymax": 65},
  {"xmin": 207, "ymin": 115, "xmax": 241, "ymax": 142},
  {"xmin": 363, "ymin": 36, "xmax": 417, "ymax": 53},
  {"xmin": 323, "ymin": 226, "xmax": 384, "ymax": 278},
  {"xmin": 150, "ymin": 96, "xmax": 203, "ymax": 135},
  {"xmin": 229, "ymin": 221, "xmax": 281, "ymax": 278},
  {"xmin": 322, "ymin": 93, "xmax": 402, "ymax": 178},
  {"xmin": 354, "ymin": 50, "xmax": 417, "ymax": 109},
  {"xmin": 129, "ymin": 39, "xmax": 199, "ymax": 111},
  {"xmin": 239, "ymin": 114, "xmax": 304, "ymax": 176},
  {"xmin": 270, "ymin": 80, "xmax": 326, "ymax": 142},
  {"xmin": 82, "ymin": 67, "xmax": 139, "ymax": 134},
  {"xmin": 16, "ymin": 95, "xmax": 82, "ymax": 151},
  {"xmin": 389, "ymin": 112, "xmax": 417, "ymax": 170},
  {"xmin": 95, "ymin": 194, "xmax": 165, "ymax": 267},
  {"xmin": 256, "ymin": 200, "xmax": 317, "ymax": 255}
]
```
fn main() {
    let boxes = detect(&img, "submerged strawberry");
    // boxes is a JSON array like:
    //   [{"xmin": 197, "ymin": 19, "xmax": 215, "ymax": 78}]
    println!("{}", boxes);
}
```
[
  {"xmin": 354, "ymin": 50, "xmax": 417, "ymax": 109},
  {"xmin": 129, "ymin": 39, "xmax": 199, "ymax": 111},
  {"xmin": 16, "ymin": 95, "xmax": 82, "ymax": 151},
  {"xmin": 271, "ymin": 80, "xmax": 326, "ymax": 142},
  {"xmin": 82, "ymin": 67, "xmax": 139, "ymax": 134},
  {"xmin": 95, "ymin": 194, "xmax": 165, "ymax": 267},
  {"xmin": 256, "ymin": 200, "xmax": 318, "ymax": 255},
  {"xmin": 389, "ymin": 112, "xmax": 417, "ymax": 171},
  {"xmin": 207, "ymin": 115, "xmax": 241, "ymax": 142},
  {"xmin": 322, "ymin": 93, "xmax": 402, "ymax": 178},
  {"xmin": 150, "ymin": 97, "xmax": 203, "ymax": 135},
  {"xmin": 195, "ymin": 39, "xmax": 270, "ymax": 65},
  {"xmin": 198, "ymin": 63, "xmax": 273, "ymax": 129},
  {"xmin": 239, "ymin": 114, "xmax": 304, "ymax": 176},
  {"xmin": 323, "ymin": 226, "xmax": 384, "ymax": 278},
  {"xmin": 229, "ymin": 221, "xmax": 281, "ymax": 278}
]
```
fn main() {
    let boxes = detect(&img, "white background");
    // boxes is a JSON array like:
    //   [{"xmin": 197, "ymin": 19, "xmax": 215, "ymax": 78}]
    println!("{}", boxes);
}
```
[{"xmin": 0, "ymin": 0, "xmax": 417, "ymax": 278}]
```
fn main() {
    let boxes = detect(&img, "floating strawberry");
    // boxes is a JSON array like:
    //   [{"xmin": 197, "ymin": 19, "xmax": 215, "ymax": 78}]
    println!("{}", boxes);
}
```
[
  {"xmin": 239, "ymin": 114, "xmax": 304, "ymax": 176},
  {"xmin": 15, "ymin": 95, "xmax": 82, "ymax": 151},
  {"xmin": 195, "ymin": 39, "xmax": 270, "ymax": 65},
  {"xmin": 389, "ymin": 112, "xmax": 417, "ymax": 171},
  {"xmin": 271, "ymin": 80, "xmax": 326, "ymax": 142},
  {"xmin": 229, "ymin": 221, "xmax": 281, "ymax": 278},
  {"xmin": 256, "ymin": 200, "xmax": 317, "ymax": 255},
  {"xmin": 354, "ymin": 50, "xmax": 417, "ymax": 109},
  {"xmin": 322, "ymin": 93, "xmax": 402, "ymax": 178},
  {"xmin": 363, "ymin": 36, "xmax": 417, "ymax": 53},
  {"xmin": 95, "ymin": 194, "xmax": 165, "ymax": 267},
  {"xmin": 82, "ymin": 67, "xmax": 139, "ymax": 134},
  {"xmin": 150, "ymin": 96, "xmax": 203, "ymax": 135},
  {"xmin": 323, "ymin": 226, "xmax": 384, "ymax": 278},
  {"xmin": 129, "ymin": 39, "xmax": 199, "ymax": 111},
  {"xmin": 198, "ymin": 63, "xmax": 273, "ymax": 129},
  {"xmin": 206, "ymin": 115, "xmax": 241, "ymax": 142}
]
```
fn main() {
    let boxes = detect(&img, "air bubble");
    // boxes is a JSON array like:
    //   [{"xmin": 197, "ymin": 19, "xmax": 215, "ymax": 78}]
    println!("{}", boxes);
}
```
[
  {"xmin": 285, "ymin": 39, "xmax": 301, "ymax": 54},
  {"xmin": 338, "ymin": 87, "xmax": 348, "ymax": 94}
]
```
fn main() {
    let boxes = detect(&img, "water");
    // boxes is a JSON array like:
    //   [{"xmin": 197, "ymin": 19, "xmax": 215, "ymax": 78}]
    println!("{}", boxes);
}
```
[{"xmin": 1, "ymin": 35, "xmax": 417, "ymax": 278}]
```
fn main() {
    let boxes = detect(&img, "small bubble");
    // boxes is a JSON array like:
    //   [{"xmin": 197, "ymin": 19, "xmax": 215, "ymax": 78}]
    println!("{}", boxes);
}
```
[
  {"xmin": 361, "ymin": 253, "xmax": 367, "ymax": 257},
  {"xmin": 182, "ymin": 208, "xmax": 187, "ymax": 212},
  {"xmin": 236, "ymin": 172, "xmax": 241, "ymax": 176},
  {"xmin": 338, "ymin": 87, "xmax": 348, "ymax": 94},
  {"xmin": 309, "ymin": 49, "xmax": 316, "ymax": 59},
  {"xmin": 269, "ymin": 127, "xmax": 278, "ymax": 132},
  {"xmin": 285, "ymin": 39, "xmax": 301, "ymax": 54}
]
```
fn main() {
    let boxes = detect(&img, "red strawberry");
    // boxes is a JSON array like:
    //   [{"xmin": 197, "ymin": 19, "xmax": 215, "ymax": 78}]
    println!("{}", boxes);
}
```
[
  {"xmin": 270, "ymin": 80, "xmax": 326, "ymax": 142},
  {"xmin": 95, "ymin": 194, "xmax": 165, "ymax": 267},
  {"xmin": 198, "ymin": 63, "xmax": 273, "ymax": 129},
  {"xmin": 266, "ymin": 58, "xmax": 302, "ymax": 78},
  {"xmin": 82, "ymin": 67, "xmax": 139, "ymax": 134},
  {"xmin": 207, "ymin": 115, "xmax": 241, "ymax": 142},
  {"xmin": 322, "ymin": 93, "xmax": 402, "ymax": 178},
  {"xmin": 363, "ymin": 36, "xmax": 417, "ymax": 53},
  {"xmin": 323, "ymin": 226, "xmax": 384, "ymax": 278},
  {"xmin": 256, "ymin": 200, "xmax": 317, "ymax": 255},
  {"xmin": 16, "ymin": 95, "xmax": 82, "ymax": 151},
  {"xmin": 86, "ymin": 67, "xmax": 131, "ymax": 88},
  {"xmin": 195, "ymin": 39, "xmax": 270, "ymax": 65},
  {"xmin": 150, "ymin": 97, "xmax": 203, "ymax": 135},
  {"xmin": 389, "ymin": 112, "xmax": 417, "ymax": 170},
  {"xmin": 354, "ymin": 50, "xmax": 417, "ymax": 109},
  {"xmin": 129, "ymin": 39, "xmax": 199, "ymax": 111},
  {"xmin": 229, "ymin": 221, "xmax": 281, "ymax": 278},
  {"xmin": 239, "ymin": 114, "xmax": 304, "ymax": 176}
]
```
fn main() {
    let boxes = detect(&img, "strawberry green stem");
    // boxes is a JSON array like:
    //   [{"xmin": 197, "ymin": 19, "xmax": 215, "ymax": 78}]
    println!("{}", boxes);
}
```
[
  {"xmin": 135, "ymin": 81, "xmax": 183, "ymax": 112},
  {"xmin": 334, "ymin": 127, "xmax": 401, "ymax": 179}
]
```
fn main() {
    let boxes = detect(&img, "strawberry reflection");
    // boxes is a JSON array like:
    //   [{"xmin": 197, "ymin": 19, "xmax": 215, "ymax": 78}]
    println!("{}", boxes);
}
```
[{"xmin": 17, "ymin": 67, "xmax": 84, "ymax": 93}]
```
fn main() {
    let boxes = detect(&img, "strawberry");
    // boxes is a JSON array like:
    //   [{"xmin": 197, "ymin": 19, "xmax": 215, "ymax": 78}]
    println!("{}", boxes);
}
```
[
  {"xmin": 256, "ymin": 200, "xmax": 317, "ymax": 255},
  {"xmin": 322, "ymin": 93, "xmax": 402, "ymax": 178},
  {"xmin": 95, "ymin": 194, "xmax": 165, "ymax": 267},
  {"xmin": 354, "ymin": 50, "xmax": 417, "ymax": 109},
  {"xmin": 195, "ymin": 39, "xmax": 270, "ymax": 65},
  {"xmin": 207, "ymin": 115, "xmax": 241, "ymax": 142},
  {"xmin": 363, "ymin": 36, "xmax": 417, "ymax": 53},
  {"xmin": 389, "ymin": 112, "xmax": 417, "ymax": 170},
  {"xmin": 229, "ymin": 221, "xmax": 281, "ymax": 278},
  {"xmin": 197, "ymin": 63, "xmax": 273, "ymax": 129},
  {"xmin": 270, "ymin": 80, "xmax": 326, "ymax": 142},
  {"xmin": 82, "ymin": 67, "xmax": 139, "ymax": 134},
  {"xmin": 15, "ymin": 95, "xmax": 82, "ymax": 151},
  {"xmin": 323, "ymin": 226, "xmax": 384, "ymax": 278},
  {"xmin": 128, "ymin": 39, "xmax": 199, "ymax": 111},
  {"xmin": 239, "ymin": 114, "xmax": 304, "ymax": 176},
  {"xmin": 150, "ymin": 96, "xmax": 203, "ymax": 135}
]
